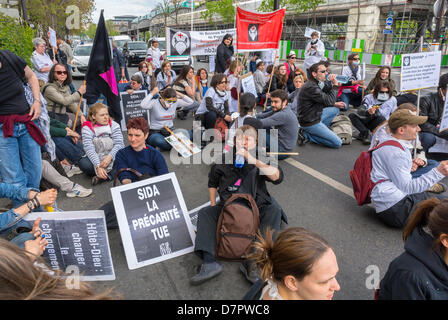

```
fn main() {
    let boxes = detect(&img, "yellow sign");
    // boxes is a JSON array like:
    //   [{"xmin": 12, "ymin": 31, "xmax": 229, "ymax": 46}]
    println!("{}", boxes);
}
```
[{"xmin": 352, "ymin": 48, "xmax": 362, "ymax": 53}]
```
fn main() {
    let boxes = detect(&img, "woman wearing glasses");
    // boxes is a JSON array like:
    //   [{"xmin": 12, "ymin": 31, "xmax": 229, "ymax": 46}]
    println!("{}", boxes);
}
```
[
  {"xmin": 348, "ymin": 81, "xmax": 396, "ymax": 145},
  {"xmin": 284, "ymin": 51, "xmax": 298, "ymax": 93},
  {"xmin": 195, "ymin": 73, "xmax": 231, "ymax": 130},
  {"xmin": 141, "ymin": 87, "xmax": 179, "ymax": 151},
  {"xmin": 338, "ymin": 53, "xmax": 365, "ymax": 110}
]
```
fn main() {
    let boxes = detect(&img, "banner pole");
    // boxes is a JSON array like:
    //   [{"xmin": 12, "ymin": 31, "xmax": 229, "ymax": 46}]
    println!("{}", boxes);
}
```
[
  {"xmin": 413, "ymin": 35, "xmax": 424, "ymax": 159},
  {"xmin": 264, "ymin": 55, "xmax": 278, "ymax": 111},
  {"xmin": 164, "ymin": 126, "xmax": 194, "ymax": 154},
  {"xmin": 72, "ymin": 80, "xmax": 86, "ymax": 131}
]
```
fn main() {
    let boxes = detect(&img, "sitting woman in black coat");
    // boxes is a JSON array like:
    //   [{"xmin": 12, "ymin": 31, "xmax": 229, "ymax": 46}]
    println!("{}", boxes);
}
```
[
  {"xmin": 190, "ymin": 121, "xmax": 287, "ymax": 286},
  {"xmin": 377, "ymin": 198, "xmax": 448, "ymax": 300}
]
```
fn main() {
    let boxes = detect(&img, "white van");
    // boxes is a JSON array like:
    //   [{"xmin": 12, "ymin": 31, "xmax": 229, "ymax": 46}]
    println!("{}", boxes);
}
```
[
  {"xmin": 113, "ymin": 35, "xmax": 131, "ymax": 51},
  {"xmin": 150, "ymin": 37, "xmax": 191, "ymax": 74}
]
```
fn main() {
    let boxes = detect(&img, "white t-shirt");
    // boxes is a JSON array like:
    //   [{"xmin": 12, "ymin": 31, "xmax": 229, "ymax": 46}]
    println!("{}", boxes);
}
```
[
  {"xmin": 303, "ymin": 39, "xmax": 326, "ymax": 70},
  {"xmin": 31, "ymin": 51, "xmax": 53, "ymax": 83},
  {"xmin": 196, "ymin": 87, "xmax": 230, "ymax": 115},
  {"xmin": 147, "ymin": 47, "xmax": 162, "ymax": 69}
]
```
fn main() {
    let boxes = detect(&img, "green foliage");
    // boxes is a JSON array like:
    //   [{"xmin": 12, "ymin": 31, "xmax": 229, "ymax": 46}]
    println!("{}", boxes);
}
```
[
  {"xmin": 106, "ymin": 20, "xmax": 119, "ymax": 36},
  {"xmin": 0, "ymin": 13, "xmax": 35, "ymax": 66},
  {"xmin": 85, "ymin": 23, "xmax": 97, "ymax": 40},
  {"xmin": 201, "ymin": 0, "xmax": 235, "ymax": 25},
  {"xmin": 258, "ymin": 0, "xmax": 325, "ymax": 15}
]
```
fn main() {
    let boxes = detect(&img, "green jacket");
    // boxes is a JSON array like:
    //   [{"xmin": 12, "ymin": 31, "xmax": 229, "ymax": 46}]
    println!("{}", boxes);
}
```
[
  {"xmin": 49, "ymin": 118, "xmax": 68, "ymax": 137},
  {"xmin": 41, "ymin": 81, "xmax": 81, "ymax": 115}
]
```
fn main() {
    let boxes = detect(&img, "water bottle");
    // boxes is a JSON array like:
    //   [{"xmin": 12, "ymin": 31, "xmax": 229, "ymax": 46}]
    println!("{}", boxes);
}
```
[
  {"xmin": 235, "ymin": 151, "xmax": 245, "ymax": 168},
  {"xmin": 336, "ymin": 75, "xmax": 350, "ymax": 84}
]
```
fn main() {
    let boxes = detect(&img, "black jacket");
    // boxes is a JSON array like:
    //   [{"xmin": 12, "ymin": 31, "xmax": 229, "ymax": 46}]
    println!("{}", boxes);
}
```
[
  {"xmin": 263, "ymin": 75, "xmax": 286, "ymax": 93},
  {"xmin": 215, "ymin": 42, "xmax": 234, "ymax": 74},
  {"xmin": 297, "ymin": 79, "xmax": 337, "ymax": 127},
  {"xmin": 420, "ymin": 92, "xmax": 448, "ymax": 140},
  {"xmin": 377, "ymin": 227, "xmax": 448, "ymax": 300}
]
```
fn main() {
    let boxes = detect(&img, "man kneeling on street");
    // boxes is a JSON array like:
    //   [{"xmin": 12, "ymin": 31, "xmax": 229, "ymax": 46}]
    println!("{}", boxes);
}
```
[{"xmin": 371, "ymin": 109, "xmax": 448, "ymax": 228}]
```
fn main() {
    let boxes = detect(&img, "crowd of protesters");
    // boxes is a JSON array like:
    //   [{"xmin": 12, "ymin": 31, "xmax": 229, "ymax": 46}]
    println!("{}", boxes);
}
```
[{"xmin": 0, "ymin": 31, "xmax": 448, "ymax": 301}]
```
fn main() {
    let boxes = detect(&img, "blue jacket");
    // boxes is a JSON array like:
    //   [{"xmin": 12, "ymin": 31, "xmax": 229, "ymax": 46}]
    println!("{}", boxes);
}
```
[{"xmin": 0, "ymin": 183, "xmax": 34, "ymax": 231}]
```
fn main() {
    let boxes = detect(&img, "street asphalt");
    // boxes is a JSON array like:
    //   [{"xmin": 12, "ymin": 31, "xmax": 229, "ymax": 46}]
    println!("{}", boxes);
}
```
[{"xmin": 3, "ymin": 62, "xmax": 445, "ymax": 300}]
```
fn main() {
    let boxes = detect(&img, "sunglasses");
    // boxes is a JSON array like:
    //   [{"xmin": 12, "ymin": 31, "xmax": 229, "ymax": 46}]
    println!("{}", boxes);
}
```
[
  {"xmin": 379, "ymin": 90, "xmax": 389, "ymax": 94},
  {"xmin": 352, "ymin": 58, "xmax": 360, "ymax": 61},
  {"xmin": 319, "ymin": 70, "xmax": 328, "ymax": 73},
  {"xmin": 220, "ymin": 80, "xmax": 229, "ymax": 84},
  {"xmin": 55, "ymin": 70, "xmax": 68, "ymax": 75},
  {"xmin": 165, "ymin": 98, "xmax": 177, "ymax": 103}
]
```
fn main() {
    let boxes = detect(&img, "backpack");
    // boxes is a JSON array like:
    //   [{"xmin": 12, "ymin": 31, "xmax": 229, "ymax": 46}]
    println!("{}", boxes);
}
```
[
  {"xmin": 330, "ymin": 115, "xmax": 353, "ymax": 145},
  {"xmin": 215, "ymin": 168, "xmax": 260, "ymax": 261},
  {"xmin": 349, "ymin": 140, "xmax": 404, "ymax": 206}
]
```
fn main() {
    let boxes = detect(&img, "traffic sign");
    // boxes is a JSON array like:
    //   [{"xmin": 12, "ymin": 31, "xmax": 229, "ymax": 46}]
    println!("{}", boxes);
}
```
[
  {"xmin": 383, "ymin": 29, "xmax": 393, "ymax": 35},
  {"xmin": 386, "ymin": 17, "xmax": 393, "ymax": 26}
]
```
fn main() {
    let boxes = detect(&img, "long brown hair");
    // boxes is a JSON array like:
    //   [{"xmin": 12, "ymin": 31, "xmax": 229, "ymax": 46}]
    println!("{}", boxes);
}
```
[
  {"xmin": 274, "ymin": 65, "xmax": 288, "ymax": 89},
  {"xmin": 0, "ymin": 239, "xmax": 119, "ymax": 300},
  {"xmin": 403, "ymin": 198, "xmax": 448, "ymax": 255},
  {"xmin": 374, "ymin": 66, "xmax": 392, "ymax": 81},
  {"xmin": 248, "ymin": 227, "xmax": 331, "ymax": 282}
]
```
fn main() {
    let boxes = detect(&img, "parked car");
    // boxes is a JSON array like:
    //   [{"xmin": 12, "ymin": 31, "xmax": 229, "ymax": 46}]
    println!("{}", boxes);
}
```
[
  {"xmin": 123, "ymin": 41, "xmax": 148, "ymax": 67},
  {"xmin": 113, "ymin": 35, "xmax": 131, "ymax": 52},
  {"xmin": 71, "ymin": 43, "xmax": 92, "ymax": 78}
]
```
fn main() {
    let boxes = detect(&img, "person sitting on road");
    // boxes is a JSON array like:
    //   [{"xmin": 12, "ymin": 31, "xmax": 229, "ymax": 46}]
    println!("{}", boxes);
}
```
[
  {"xmin": 263, "ymin": 64, "xmax": 288, "ymax": 99},
  {"xmin": 0, "ymin": 238, "xmax": 119, "ymax": 299},
  {"xmin": 123, "ymin": 74, "xmax": 148, "ymax": 94},
  {"xmin": 297, "ymin": 61, "xmax": 343, "ymax": 149},
  {"xmin": 190, "ymin": 124, "xmax": 286, "ymax": 286},
  {"xmin": 349, "ymin": 81, "xmax": 396, "ymax": 145},
  {"xmin": 114, "ymin": 117, "xmax": 169, "ymax": 186},
  {"xmin": 243, "ymin": 227, "xmax": 340, "ymax": 300},
  {"xmin": 370, "ymin": 104, "xmax": 443, "ymax": 194},
  {"xmin": 370, "ymin": 109, "xmax": 448, "ymax": 228},
  {"xmin": 156, "ymin": 60, "xmax": 176, "ymax": 91},
  {"xmin": 288, "ymin": 73, "xmax": 307, "ymax": 117},
  {"xmin": 134, "ymin": 61, "xmax": 152, "ymax": 88},
  {"xmin": 31, "ymin": 37, "xmax": 55, "ymax": 85},
  {"xmin": 253, "ymin": 59, "xmax": 267, "ymax": 103},
  {"xmin": 337, "ymin": 53, "xmax": 365, "ymax": 110},
  {"xmin": 172, "ymin": 65, "xmax": 200, "ymax": 120},
  {"xmin": 194, "ymin": 68, "xmax": 209, "ymax": 103},
  {"xmin": 377, "ymin": 198, "xmax": 448, "ymax": 300},
  {"xmin": 81, "ymin": 103, "xmax": 124, "ymax": 186},
  {"xmin": 0, "ymin": 185, "xmax": 56, "ymax": 250},
  {"xmin": 195, "ymin": 73, "xmax": 232, "ymax": 130},
  {"xmin": 140, "ymin": 87, "xmax": 179, "ymax": 151},
  {"xmin": 256, "ymin": 89, "xmax": 298, "ymax": 160},
  {"xmin": 224, "ymin": 92, "xmax": 257, "ymax": 152},
  {"xmin": 419, "ymin": 73, "xmax": 448, "ymax": 154},
  {"xmin": 366, "ymin": 66, "xmax": 397, "ymax": 96},
  {"xmin": 227, "ymin": 60, "xmax": 244, "ymax": 114}
]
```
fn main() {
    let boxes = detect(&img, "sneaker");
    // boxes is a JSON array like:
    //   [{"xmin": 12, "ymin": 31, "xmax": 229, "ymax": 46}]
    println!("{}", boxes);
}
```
[
  {"xmin": 427, "ymin": 182, "xmax": 447, "ymax": 194},
  {"xmin": 66, "ymin": 184, "xmax": 93, "ymax": 198},
  {"xmin": 356, "ymin": 132, "xmax": 371, "ymax": 145},
  {"xmin": 297, "ymin": 128, "xmax": 309, "ymax": 146},
  {"xmin": 189, "ymin": 262, "xmax": 223, "ymax": 286},
  {"xmin": 62, "ymin": 164, "xmax": 83, "ymax": 178},
  {"xmin": 240, "ymin": 260, "xmax": 261, "ymax": 284}
]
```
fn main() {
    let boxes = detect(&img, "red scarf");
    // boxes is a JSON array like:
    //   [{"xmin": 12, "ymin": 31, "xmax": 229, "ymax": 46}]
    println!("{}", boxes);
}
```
[{"xmin": 0, "ymin": 114, "xmax": 46, "ymax": 146}]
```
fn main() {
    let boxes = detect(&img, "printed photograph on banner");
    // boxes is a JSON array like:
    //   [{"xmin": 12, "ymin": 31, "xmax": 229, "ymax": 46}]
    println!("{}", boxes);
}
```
[
  {"xmin": 24, "ymin": 211, "xmax": 115, "ymax": 281},
  {"xmin": 170, "ymin": 29, "xmax": 191, "ymax": 56},
  {"xmin": 111, "ymin": 173, "xmax": 196, "ymax": 270},
  {"xmin": 165, "ymin": 132, "xmax": 201, "ymax": 158}
]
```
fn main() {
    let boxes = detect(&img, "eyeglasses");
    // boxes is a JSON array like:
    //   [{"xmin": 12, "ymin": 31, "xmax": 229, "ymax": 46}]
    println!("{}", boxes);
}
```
[
  {"xmin": 289, "ymin": 57, "xmax": 297, "ymax": 59},
  {"xmin": 379, "ymin": 90, "xmax": 389, "ymax": 94},
  {"xmin": 352, "ymin": 58, "xmax": 360, "ymax": 61},
  {"xmin": 55, "ymin": 70, "xmax": 68, "ymax": 75},
  {"xmin": 220, "ymin": 80, "xmax": 229, "ymax": 84},
  {"xmin": 319, "ymin": 70, "xmax": 328, "ymax": 73}
]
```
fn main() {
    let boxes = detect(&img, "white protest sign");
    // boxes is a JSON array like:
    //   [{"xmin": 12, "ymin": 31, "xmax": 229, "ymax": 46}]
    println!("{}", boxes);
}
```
[
  {"xmin": 167, "ymin": 28, "xmax": 237, "ymax": 56},
  {"xmin": 240, "ymin": 72, "xmax": 258, "ymax": 98},
  {"xmin": 439, "ymin": 95, "xmax": 448, "ymax": 132},
  {"xmin": 429, "ymin": 136, "xmax": 448, "ymax": 153},
  {"xmin": 111, "ymin": 172, "xmax": 196, "ymax": 270},
  {"xmin": 304, "ymin": 27, "xmax": 321, "ymax": 39},
  {"xmin": 400, "ymin": 51, "xmax": 442, "ymax": 91},
  {"xmin": 261, "ymin": 49, "xmax": 277, "ymax": 75},
  {"xmin": 209, "ymin": 55, "xmax": 216, "ymax": 73},
  {"xmin": 165, "ymin": 131, "xmax": 201, "ymax": 158},
  {"xmin": 48, "ymin": 27, "xmax": 57, "ymax": 48},
  {"xmin": 24, "ymin": 210, "xmax": 115, "ymax": 281}
]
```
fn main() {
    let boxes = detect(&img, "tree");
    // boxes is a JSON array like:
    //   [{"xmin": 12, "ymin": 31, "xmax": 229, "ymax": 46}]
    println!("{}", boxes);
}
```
[
  {"xmin": 258, "ymin": 0, "xmax": 325, "ymax": 16},
  {"xmin": 201, "ymin": 0, "xmax": 235, "ymax": 25},
  {"xmin": 25, "ymin": 0, "xmax": 95, "ymax": 37},
  {"xmin": 85, "ymin": 23, "xmax": 97, "ymax": 39},
  {"xmin": 106, "ymin": 19, "xmax": 119, "ymax": 36},
  {"xmin": 154, "ymin": 0, "xmax": 172, "ymax": 27},
  {"xmin": 170, "ymin": 0, "xmax": 185, "ymax": 25}
]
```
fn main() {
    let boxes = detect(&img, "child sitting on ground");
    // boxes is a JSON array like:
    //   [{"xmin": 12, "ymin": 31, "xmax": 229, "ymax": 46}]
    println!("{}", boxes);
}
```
[{"xmin": 81, "ymin": 103, "xmax": 125, "ymax": 186}]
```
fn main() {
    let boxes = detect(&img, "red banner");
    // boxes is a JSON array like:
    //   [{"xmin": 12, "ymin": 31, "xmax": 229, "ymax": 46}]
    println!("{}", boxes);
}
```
[{"xmin": 236, "ymin": 7, "xmax": 285, "ymax": 51}]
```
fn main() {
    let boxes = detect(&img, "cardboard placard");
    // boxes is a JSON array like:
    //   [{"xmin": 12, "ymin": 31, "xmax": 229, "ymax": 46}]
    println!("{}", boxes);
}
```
[
  {"xmin": 240, "ymin": 72, "xmax": 258, "ymax": 98},
  {"xmin": 119, "ymin": 90, "xmax": 149, "ymax": 131},
  {"xmin": 111, "ymin": 173, "xmax": 196, "ymax": 270},
  {"xmin": 400, "ymin": 51, "xmax": 442, "ymax": 91},
  {"xmin": 165, "ymin": 131, "xmax": 201, "ymax": 158},
  {"xmin": 24, "ymin": 210, "xmax": 115, "ymax": 281}
]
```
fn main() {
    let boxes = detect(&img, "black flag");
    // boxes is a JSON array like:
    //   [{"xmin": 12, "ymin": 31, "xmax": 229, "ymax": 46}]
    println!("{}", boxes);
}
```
[{"xmin": 85, "ymin": 10, "xmax": 122, "ymax": 123}]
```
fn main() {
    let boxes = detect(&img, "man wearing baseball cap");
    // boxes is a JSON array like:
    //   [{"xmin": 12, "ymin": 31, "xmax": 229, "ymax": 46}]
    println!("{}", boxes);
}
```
[{"xmin": 370, "ymin": 109, "xmax": 448, "ymax": 228}]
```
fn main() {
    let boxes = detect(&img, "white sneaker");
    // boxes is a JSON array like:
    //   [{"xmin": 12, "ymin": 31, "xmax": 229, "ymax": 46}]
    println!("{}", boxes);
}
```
[
  {"xmin": 62, "ymin": 164, "xmax": 83, "ymax": 178},
  {"xmin": 66, "ymin": 184, "xmax": 92, "ymax": 198}
]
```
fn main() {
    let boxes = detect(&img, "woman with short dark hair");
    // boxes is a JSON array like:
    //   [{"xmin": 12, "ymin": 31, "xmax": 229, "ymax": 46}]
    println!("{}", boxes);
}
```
[{"xmin": 215, "ymin": 34, "xmax": 234, "ymax": 74}]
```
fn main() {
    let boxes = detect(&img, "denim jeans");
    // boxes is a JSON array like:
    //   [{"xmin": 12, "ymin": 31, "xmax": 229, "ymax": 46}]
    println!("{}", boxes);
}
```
[
  {"xmin": 0, "ymin": 122, "xmax": 42, "ymax": 206},
  {"xmin": 321, "ymin": 107, "xmax": 339, "ymax": 127},
  {"xmin": 53, "ymin": 136, "xmax": 84, "ymax": 164},
  {"xmin": 147, "ymin": 133, "xmax": 172, "ymax": 151},
  {"xmin": 338, "ymin": 88, "xmax": 364, "ymax": 110},
  {"xmin": 411, "ymin": 159, "xmax": 439, "ymax": 178},
  {"xmin": 302, "ymin": 122, "xmax": 342, "ymax": 149},
  {"xmin": 420, "ymin": 132, "xmax": 437, "ymax": 152},
  {"xmin": 10, "ymin": 231, "xmax": 35, "ymax": 249}
]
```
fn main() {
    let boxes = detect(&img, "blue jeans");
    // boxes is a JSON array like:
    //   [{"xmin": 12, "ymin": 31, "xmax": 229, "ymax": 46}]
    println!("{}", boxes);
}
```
[
  {"xmin": 0, "ymin": 123, "xmax": 42, "ymax": 205},
  {"xmin": 147, "ymin": 133, "xmax": 172, "ymax": 151},
  {"xmin": 53, "ymin": 136, "xmax": 84, "ymax": 164},
  {"xmin": 338, "ymin": 88, "xmax": 364, "ymax": 110},
  {"xmin": 10, "ymin": 231, "xmax": 35, "ymax": 249},
  {"xmin": 420, "ymin": 132, "xmax": 437, "ymax": 152},
  {"xmin": 321, "ymin": 107, "xmax": 339, "ymax": 127},
  {"xmin": 411, "ymin": 159, "xmax": 439, "ymax": 178},
  {"xmin": 302, "ymin": 122, "xmax": 342, "ymax": 149}
]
